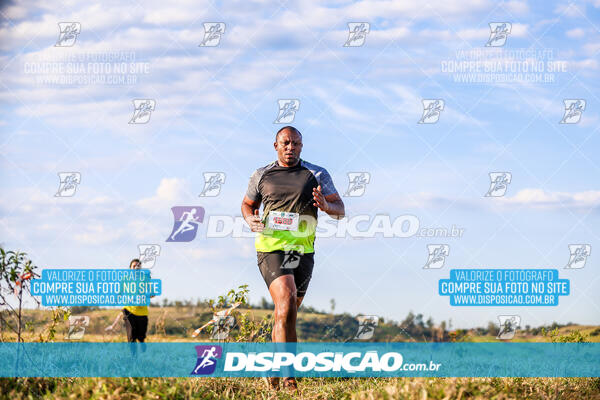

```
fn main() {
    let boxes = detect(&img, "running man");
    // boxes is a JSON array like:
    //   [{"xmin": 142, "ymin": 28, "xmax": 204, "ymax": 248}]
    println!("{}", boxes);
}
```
[
  {"xmin": 106, "ymin": 259, "xmax": 150, "ymax": 350},
  {"xmin": 242, "ymin": 126, "xmax": 345, "ymax": 391}
]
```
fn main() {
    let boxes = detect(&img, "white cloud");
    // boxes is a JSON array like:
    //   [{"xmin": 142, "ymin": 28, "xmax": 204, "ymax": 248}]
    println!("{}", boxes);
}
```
[
  {"xmin": 127, "ymin": 218, "xmax": 164, "ymax": 240},
  {"xmin": 181, "ymin": 238, "xmax": 254, "ymax": 261},
  {"xmin": 387, "ymin": 188, "xmax": 600, "ymax": 211},
  {"xmin": 508, "ymin": 23, "xmax": 529, "ymax": 37},
  {"xmin": 1, "ymin": 4, "xmax": 28, "ymax": 20},
  {"xmin": 566, "ymin": 28, "xmax": 585, "ymax": 38},
  {"xmin": 143, "ymin": 8, "xmax": 207, "ymax": 25},
  {"xmin": 366, "ymin": 26, "xmax": 411, "ymax": 44},
  {"xmin": 0, "ymin": 14, "xmax": 57, "ymax": 51},
  {"xmin": 503, "ymin": 1, "xmax": 529, "ymax": 14},
  {"xmin": 583, "ymin": 42, "xmax": 600, "ymax": 56},
  {"xmin": 418, "ymin": 25, "xmax": 527, "ymax": 44},
  {"xmin": 136, "ymin": 177, "xmax": 189, "ymax": 212},
  {"xmin": 554, "ymin": 3, "xmax": 584, "ymax": 17},
  {"xmin": 498, "ymin": 188, "xmax": 600, "ymax": 210},
  {"xmin": 73, "ymin": 223, "xmax": 123, "ymax": 245},
  {"xmin": 182, "ymin": 247, "xmax": 224, "ymax": 260},
  {"xmin": 0, "ymin": 187, "xmax": 126, "ymax": 219},
  {"xmin": 344, "ymin": 0, "xmax": 491, "ymax": 20}
]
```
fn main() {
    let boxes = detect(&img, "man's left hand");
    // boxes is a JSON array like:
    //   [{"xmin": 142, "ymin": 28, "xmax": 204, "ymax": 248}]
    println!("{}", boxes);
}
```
[{"xmin": 312, "ymin": 185, "xmax": 329, "ymax": 212}]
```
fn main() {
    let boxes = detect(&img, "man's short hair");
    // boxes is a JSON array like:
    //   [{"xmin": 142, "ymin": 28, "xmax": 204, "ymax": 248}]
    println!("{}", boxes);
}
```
[
  {"xmin": 130, "ymin": 258, "xmax": 141, "ymax": 268},
  {"xmin": 275, "ymin": 126, "xmax": 302, "ymax": 141}
]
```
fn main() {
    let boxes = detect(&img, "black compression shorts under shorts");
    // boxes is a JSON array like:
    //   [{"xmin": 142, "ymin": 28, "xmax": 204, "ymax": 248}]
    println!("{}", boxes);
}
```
[
  {"xmin": 123, "ymin": 309, "xmax": 148, "ymax": 342},
  {"xmin": 257, "ymin": 250, "xmax": 314, "ymax": 297}
]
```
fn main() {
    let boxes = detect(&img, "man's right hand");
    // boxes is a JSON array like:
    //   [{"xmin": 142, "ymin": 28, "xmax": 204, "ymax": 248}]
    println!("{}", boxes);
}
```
[{"xmin": 245, "ymin": 209, "xmax": 265, "ymax": 232}]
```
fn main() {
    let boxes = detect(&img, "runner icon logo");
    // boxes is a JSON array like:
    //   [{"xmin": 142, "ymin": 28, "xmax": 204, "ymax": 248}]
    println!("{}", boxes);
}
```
[
  {"xmin": 354, "ymin": 315, "xmax": 378, "ymax": 340},
  {"xmin": 485, "ymin": 22, "xmax": 511, "ymax": 47},
  {"xmin": 199, "ymin": 172, "xmax": 226, "ymax": 197},
  {"xmin": 65, "ymin": 316, "xmax": 89, "ymax": 340},
  {"xmin": 560, "ymin": 99, "xmax": 586, "ymax": 124},
  {"xmin": 281, "ymin": 245, "xmax": 304, "ymax": 270},
  {"xmin": 129, "ymin": 99, "xmax": 156, "ymax": 124},
  {"xmin": 138, "ymin": 244, "xmax": 161, "ymax": 268},
  {"xmin": 55, "ymin": 22, "xmax": 81, "ymax": 47},
  {"xmin": 166, "ymin": 206, "xmax": 205, "ymax": 242},
  {"xmin": 212, "ymin": 315, "xmax": 235, "ymax": 340},
  {"xmin": 485, "ymin": 172, "xmax": 511, "ymax": 197},
  {"xmin": 565, "ymin": 244, "xmax": 591, "ymax": 269},
  {"xmin": 192, "ymin": 345, "xmax": 223, "ymax": 375},
  {"xmin": 497, "ymin": 315, "xmax": 520, "ymax": 340},
  {"xmin": 423, "ymin": 244, "xmax": 450, "ymax": 269},
  {"xmin": 418, "ymin": 99, "xmax": 444, "ymax": 124},
  {"xmin": 344, "ymin": 172, "xmax": 370, "ymax": 197},
  {"xmin": 199, "ymin": 23, "xmax": 225, "ymax": 47},
  {"xmin": 55, "ymin": 172, "xmax": 81, "ymax": 197},
  {"xmin": 274, "ymin": 99, "xmax": 300, "ymax": 124},
  {"xmin": 344, "ymin": 23, "xmax": 370, "ymax": 47}
]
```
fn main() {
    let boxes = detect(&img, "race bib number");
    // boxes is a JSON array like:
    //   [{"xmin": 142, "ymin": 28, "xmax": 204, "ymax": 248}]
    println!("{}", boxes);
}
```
[{"xmin": 267, "ymin": 211, "xmax": 299, "ymax": 231}]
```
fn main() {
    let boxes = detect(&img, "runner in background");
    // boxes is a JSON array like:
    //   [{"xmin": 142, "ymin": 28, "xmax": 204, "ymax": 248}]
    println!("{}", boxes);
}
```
[{"xmin": 106, "ymin": 259, "xmax": 149, "ymax": 350}]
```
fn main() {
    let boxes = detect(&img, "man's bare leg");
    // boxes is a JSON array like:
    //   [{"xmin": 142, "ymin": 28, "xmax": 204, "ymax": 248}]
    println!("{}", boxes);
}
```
[
  {"xmin": 269, "ymin": 275, "xmax": 297, "ymax": 343},
  {"xmin": 268, "ymin": 276, "xmax": 305, "ymax": 391}
]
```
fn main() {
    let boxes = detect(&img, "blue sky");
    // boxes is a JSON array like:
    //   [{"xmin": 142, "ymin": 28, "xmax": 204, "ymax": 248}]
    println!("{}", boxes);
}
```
[{"xmin": 1, "ymin": 0, "xmax": 599, "ymax": 329}]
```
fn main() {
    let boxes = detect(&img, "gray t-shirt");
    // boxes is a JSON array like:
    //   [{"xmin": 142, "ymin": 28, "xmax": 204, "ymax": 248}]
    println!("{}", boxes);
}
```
[{"xmin": 246, "ymin": 159, "xmax": 338, "ymax": 252}]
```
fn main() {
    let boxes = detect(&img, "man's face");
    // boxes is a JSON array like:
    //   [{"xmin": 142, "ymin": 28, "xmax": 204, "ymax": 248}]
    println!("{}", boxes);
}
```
[{"xmin": 274, "ymin": 129, "xmax": 302, "ymax": 166}]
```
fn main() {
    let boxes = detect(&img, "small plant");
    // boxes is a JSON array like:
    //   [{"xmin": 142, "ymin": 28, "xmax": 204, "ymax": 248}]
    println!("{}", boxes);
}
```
[
  {"xmin": 234, "ymin": 311, "xmax": 272, "ymax": 343},
  {"xmin": 0, "ymin": 248, "xmax": 40, "ymax": 342},
  {"xmin": 38, "ymin": 307, "xmax": 70, "ymax": 342},
  {"xmin": 542, "ymin": 327, "xmax": 588, "ymax": 343},
  {"xmin": 0, "ymin": 248, "xmax": 71, "ymax": 343},
  {"xmin": 212, "ymin": 284, "xmax": 250, "ymax": 311},
  {"xmin": 197, "ymin": 285, "xmax": 273, "ymax": 342}
]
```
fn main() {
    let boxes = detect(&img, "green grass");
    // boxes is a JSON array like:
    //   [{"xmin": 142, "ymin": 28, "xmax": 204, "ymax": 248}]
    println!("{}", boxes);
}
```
[
  {"xmin": 6, "ymin": 306, "xmax": 599, "ymax": 343},
  {"xmin": 1, "ymin": 377, "xmax": 599, "ymax": 400},
  {"xmin": 2, "ymin": 308, "xmax": 599, "ymax": 399}
]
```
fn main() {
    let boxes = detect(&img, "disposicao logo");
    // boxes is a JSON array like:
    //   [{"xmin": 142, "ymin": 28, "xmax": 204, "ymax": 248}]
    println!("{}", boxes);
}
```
[
  {"xmin": 224, "ymin": 351, "xmax": 404, "ymax": 373},
  {"xmin": 192, "ymin": 345, "xmax": 223, "ymax": 375}
]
